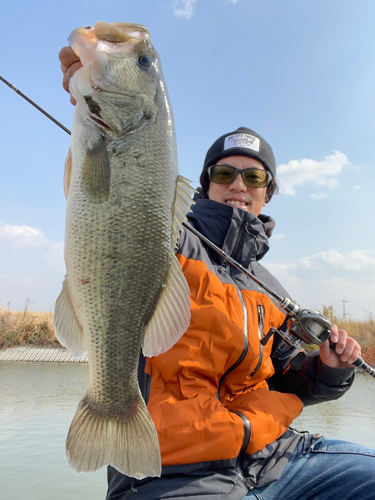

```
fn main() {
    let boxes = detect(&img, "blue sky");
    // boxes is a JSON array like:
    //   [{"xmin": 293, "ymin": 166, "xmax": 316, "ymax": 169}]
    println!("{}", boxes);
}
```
[{"xmin": 1, "ymin": 0, "xmax": 375, "ymax": 319}]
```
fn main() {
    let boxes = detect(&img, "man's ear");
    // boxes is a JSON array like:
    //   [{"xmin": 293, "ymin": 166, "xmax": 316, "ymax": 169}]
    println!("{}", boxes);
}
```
[{"xmin": 263, "ymin": 190, "xmax": 269, "ymax": 205}]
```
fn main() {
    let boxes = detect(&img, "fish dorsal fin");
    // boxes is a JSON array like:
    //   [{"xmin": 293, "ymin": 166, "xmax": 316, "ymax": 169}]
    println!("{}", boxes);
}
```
[
  {"xmin": 54, "ymin": 278, "xmax": 86, "ymax": 358},
  {"xmin": 64, "ymin": 148, "xmax": 72, "ymax": 199},
  {"xmin": 172, "ymin": 175, "xmax": 196, "ymax": 248},
  {"xmin": 142, "ymin": 253, "xmax": 190, "ymax": 357}
]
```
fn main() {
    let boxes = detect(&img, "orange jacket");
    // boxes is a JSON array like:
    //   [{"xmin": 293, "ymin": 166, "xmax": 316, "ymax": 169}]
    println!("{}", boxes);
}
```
[{"xmin": 144, "ymin": 200, "xmax": 303, "ymax": 466}]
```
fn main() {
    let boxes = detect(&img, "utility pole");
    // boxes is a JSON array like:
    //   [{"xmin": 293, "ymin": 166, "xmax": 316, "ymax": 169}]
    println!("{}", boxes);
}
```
[{"xmin": 342, "ymin": 299, "xmax": 348, "ymax": 319}]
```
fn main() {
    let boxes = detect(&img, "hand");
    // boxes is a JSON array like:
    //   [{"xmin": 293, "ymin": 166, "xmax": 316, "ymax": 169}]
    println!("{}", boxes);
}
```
[
  {"xmin": 58, "ymin": 46, "xmax": 82, "ymax": 105},
  {"xmin": 319, "ymin": 324, "xmax": 361, "ymax": 369}
]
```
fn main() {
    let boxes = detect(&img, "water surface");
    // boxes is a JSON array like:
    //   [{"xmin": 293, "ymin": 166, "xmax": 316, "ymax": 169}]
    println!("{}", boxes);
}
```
[
  {"xmin": 0, "ymin": 362, "xmax": 106, "ymax": 500},
  {"xmin": 1, "ymin": 362, "xmax": 374, "ymax": 500}
]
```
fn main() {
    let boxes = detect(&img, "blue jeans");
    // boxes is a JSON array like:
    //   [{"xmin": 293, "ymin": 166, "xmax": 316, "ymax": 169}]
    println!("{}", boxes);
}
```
[{"xmin": 244, "ymin": 433, "xmax": 375, "ymax": 500}]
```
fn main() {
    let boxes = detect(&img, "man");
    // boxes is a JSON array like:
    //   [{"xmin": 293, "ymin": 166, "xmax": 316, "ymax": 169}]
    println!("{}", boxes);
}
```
[{"xmin": 60, "ymin": 47, "xmax": 375, "ymax": 499}]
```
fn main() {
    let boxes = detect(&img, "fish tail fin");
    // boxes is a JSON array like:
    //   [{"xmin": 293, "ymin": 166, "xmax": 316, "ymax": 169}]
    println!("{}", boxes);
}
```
[{"xmin": 66, "ymin": 392, "xmax": 161, "ymax": 479}]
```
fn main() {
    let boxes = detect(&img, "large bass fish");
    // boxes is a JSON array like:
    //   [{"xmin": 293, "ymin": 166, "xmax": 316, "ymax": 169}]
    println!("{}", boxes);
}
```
[{"xmin": 54, "ymin": 21, "xmax": 194, "ymax": 479}]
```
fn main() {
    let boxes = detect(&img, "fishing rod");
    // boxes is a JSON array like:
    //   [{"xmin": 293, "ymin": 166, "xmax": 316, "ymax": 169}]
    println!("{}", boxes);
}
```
[
  {"xmin": 0, "ymin": 75, "xmax": 71, "ymax": 135},
  {"xmin": 182, "ymin": 222, "xmax": 375, "ymax": 379},
  {"xmin": 3, "ymin": 74, "xmax": 374, "ymax": 377}
]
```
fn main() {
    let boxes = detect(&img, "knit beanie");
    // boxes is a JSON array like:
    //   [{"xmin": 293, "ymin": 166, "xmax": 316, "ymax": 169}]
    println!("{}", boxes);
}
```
[{"xmin": 200, "ymin": 127, "xmax": 276, "ymax": 192}]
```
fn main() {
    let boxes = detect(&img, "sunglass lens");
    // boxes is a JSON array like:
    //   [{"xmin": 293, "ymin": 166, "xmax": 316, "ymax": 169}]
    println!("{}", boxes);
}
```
[
  {"xmin": 243, "ymin": 169, "xmax": 268, "ymax": 187},
  {"xmin": 210, "ymin": 165, "xmax": 236, "ymax": 184}
]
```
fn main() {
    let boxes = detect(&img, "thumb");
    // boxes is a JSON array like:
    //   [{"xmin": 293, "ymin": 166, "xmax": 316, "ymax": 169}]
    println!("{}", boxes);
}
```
[{"xmin": 319, "ymin": 340, "xmax": 333, "ymax": 364}]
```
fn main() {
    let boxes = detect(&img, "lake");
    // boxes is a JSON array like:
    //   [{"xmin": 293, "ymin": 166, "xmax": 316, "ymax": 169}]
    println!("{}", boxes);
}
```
[{"xmin": 1, "ymin": 362, "xmax": 375, "ymax": 500}]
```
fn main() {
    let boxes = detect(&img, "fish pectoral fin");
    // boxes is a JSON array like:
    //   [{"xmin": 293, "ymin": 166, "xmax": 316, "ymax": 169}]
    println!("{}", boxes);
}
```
[
  {"xmin": 64, "ymin": 148, "xmax": 72, "ymax": 199},
  {"xmin": 81, "ymin": 134, "xmax": 110, "ymax": 203},
  {"xmin": 54, "ymin": 278, "xmax": 86, "ymax": 358},
  {"xmin": 142, "ymin": 253, "xmax": 191, "ymax": 357},
  {"xmin": 172, "ymin": 175, "xmax": 196, "ymax": 248}
]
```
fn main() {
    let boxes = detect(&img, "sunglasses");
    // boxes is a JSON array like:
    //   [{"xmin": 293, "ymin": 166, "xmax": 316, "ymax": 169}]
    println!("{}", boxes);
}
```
[{"xmin": 207, "ymin": 164, "xmax": 272, "ymax": 188}]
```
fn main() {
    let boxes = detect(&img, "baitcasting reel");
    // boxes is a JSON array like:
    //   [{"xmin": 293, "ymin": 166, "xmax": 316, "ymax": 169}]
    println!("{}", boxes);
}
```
[{"xmin": 183, "ymin": 222, "xmax": 375, "ymax": 378}]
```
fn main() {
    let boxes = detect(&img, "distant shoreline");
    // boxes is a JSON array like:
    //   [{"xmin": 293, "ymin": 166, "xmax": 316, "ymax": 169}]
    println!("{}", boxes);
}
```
[
  {"xmin": 0, "ymin": 345, "xmax": 88, "ymax": 363},
  {"xmin": 1, "ymin": 305, "xmax": 375, "ymax": 366}
]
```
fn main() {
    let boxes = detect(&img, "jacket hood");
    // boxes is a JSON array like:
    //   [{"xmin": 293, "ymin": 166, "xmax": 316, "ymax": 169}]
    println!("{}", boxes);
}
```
[{"xmin": 187, "ymin": 199, "xmax": 275, "ymax": 269}]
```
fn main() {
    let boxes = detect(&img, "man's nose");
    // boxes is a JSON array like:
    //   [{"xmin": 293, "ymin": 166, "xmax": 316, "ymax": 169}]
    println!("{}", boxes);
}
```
[{"xmin": 229, "ymin": 172, "xmax": 247, "ymax": 191}]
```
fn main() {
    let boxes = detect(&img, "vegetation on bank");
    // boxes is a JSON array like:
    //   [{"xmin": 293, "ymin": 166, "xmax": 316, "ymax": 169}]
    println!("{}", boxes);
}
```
[
  {"xmin": 1, "ymin": 303, "xmax": 374, "ymax": 364},
  {"xmin": 0, "ymin": 304, "xmax": 60, "ymax": 350},
  {"xmin": 322, "ymin": 305, "xmax": 375, "ymax": 366}
]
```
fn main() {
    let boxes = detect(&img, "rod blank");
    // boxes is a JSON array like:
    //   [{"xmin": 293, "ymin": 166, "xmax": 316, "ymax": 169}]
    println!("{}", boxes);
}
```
[{"xmin": 0, "ymin": 75, "xmax": 71, "ymax": 135}]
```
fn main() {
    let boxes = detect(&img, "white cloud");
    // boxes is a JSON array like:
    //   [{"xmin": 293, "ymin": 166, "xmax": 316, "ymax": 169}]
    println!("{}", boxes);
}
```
[
  {"xmin": 228, "ymin": 0, "xmax": 239, "ymax": 3},
  {"xmin": 300, "ymin": 249, "xmax": 375, "ymax": 273},
  {"xmin": 264, "ymin": 249, "xmax": 375, "ymax": 319},
  {"xmin": 273, "ymin": 233, "xmax": 285, "ymax": 241},
  {"xmin": 354, "ymin": 185, "xmax": 360, "ymax": 190},
  {"xmin": 277, "ymin": 151, "xmax": 349, "ymax": 196},
  {"xmin": 0, "ymin": 221, "xmax": 46, "ymax": 247},
  {"xmin": 262, "ymin": 261, "xmax": 301, "ymax": 289},
  {"xmin": 310, "ymin": 193, "xmax": 330, "ymax": 199},
  {"xmin": 267, "ymin": 249, "xmax": 375, "ymax": 275},
  {"xmin": 173, "ymin": 0, "xmax": 196, "ymax": 19}
]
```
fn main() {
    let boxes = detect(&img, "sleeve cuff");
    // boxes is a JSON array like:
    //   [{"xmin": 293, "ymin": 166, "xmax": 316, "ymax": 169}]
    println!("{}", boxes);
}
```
[{"xmin": 317, "ymin": 356, "xmax": 355, "ymax": 386}]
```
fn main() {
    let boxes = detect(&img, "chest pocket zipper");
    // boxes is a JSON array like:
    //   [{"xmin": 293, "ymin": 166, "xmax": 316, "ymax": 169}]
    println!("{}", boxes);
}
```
[{"xmin": 249, "ymin": 305, "xmax": 264, "ymax": 377}]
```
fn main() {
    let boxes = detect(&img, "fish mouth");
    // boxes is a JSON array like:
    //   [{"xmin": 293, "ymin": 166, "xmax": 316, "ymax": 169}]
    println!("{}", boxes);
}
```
[
  {"xmin": 70, "ymin": 22, "xmax": 151, "ymax": 62},
  {"xmin": 94, "ymin": 21, "xmax": 150, "ymax": 44}
]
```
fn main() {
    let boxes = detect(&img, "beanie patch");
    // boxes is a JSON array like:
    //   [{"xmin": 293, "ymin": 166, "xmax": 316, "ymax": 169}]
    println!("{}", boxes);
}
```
[{"xmin": 224, "ymin": 133, "xmax": 260, "ymax": 153}]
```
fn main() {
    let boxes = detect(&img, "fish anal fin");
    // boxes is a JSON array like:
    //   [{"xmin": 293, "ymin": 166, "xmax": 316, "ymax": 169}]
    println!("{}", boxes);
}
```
[
  {"xmin": 142, "ymin": 253, "xmax": 191, "ymax": 357},
  {"xmin": 64, "ymin": 148, "xmax": 72, "ymax": 199},
  {"xmin": 81, "ymin": 135, "xmax": 110, "ymax": 203},
  {"xmin": 172, "ymin": 175, "xmax": 196, "ymax": 248},
  {"xmin": 54, "ymin": 278, "xmax": 86, "ymax": 358}
]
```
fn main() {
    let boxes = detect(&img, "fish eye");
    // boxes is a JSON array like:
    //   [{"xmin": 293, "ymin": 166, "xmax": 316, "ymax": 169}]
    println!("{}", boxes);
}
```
[{"xmin": 137, "ymin": 55, "xmax": 153, "ymax": 69}]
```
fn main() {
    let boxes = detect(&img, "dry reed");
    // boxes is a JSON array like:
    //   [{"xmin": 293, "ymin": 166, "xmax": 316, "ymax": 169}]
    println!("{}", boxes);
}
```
[
  {"xmin": 0, "ymin": 302, "xmax": 61, "ymax": 349},
  {"xmin": 321, "ymin": 305, "xmax": 375, "ymax": 366},
  {"xmin": 322, "ymin": 305, "xmax": 375, "ymax": 349},
  {"xmin": 1, "ymin": 302, "xmax": 374, "ymax": 364}
]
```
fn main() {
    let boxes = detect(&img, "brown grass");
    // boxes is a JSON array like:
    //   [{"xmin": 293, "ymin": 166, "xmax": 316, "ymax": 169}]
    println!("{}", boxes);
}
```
[
  {"xmin": 1, "ymin": 303, "xmax": 374, "ymax": 364},
  {"xmin": 0, "ymin": 303, "xmax": 61, "ymax": 350},
  {"xmin": 322, "ymin": 305, "xmax": 375, "ymax": 365}
]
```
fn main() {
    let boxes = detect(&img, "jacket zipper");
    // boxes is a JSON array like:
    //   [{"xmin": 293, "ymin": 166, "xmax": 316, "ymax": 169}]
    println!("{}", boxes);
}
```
[
  {"xmin": 217, "ymin": 272, "xmax": 267, "ymax": 489},
  {"xmin": 217, "ymin": 275, "xmax": 252, "ymax": 485},
  {"xmin": 249, "ymin": 305, "xmax": 264, "ymax": 378},
  {"xmin": 216, "ymin": 284, "xmax": 249, "ymax": 401}
]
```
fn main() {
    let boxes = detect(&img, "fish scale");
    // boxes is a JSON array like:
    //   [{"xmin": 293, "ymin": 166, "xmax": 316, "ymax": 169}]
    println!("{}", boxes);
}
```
[{"xmin": 54, "ymin": 21, "xmax": 195, "ymax": 479}]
